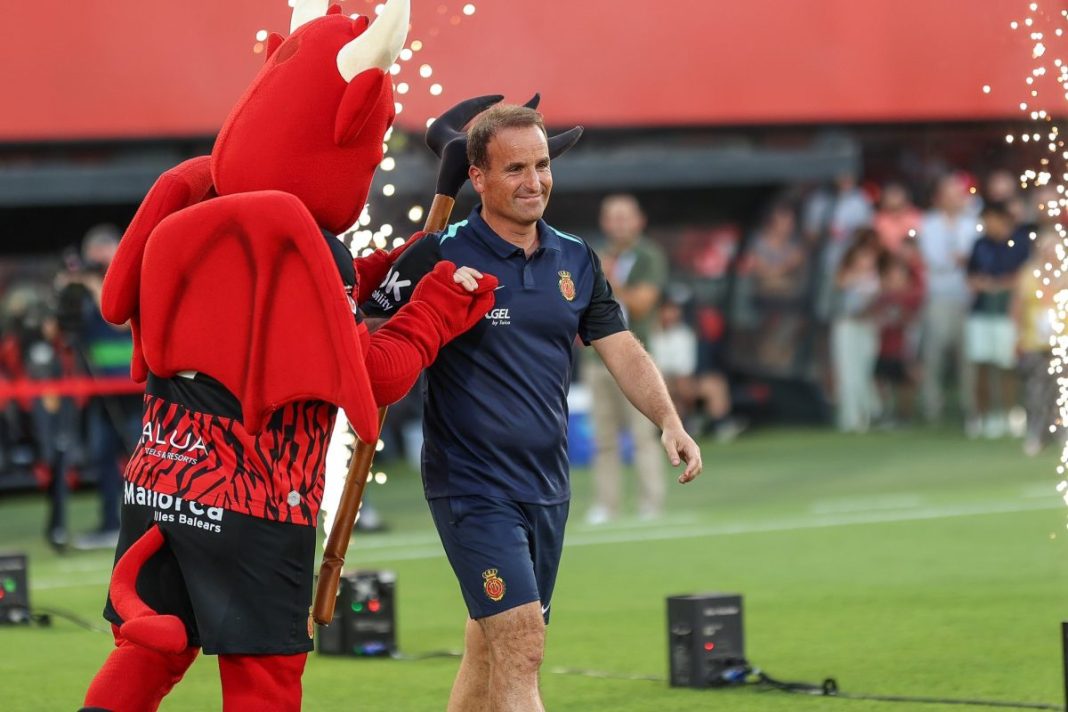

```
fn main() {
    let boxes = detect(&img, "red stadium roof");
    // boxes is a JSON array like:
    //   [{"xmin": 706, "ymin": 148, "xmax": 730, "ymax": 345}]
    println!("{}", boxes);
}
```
[{"xmin": 0, "ymin": 0, "xmax": 1050, "ymax": 141}]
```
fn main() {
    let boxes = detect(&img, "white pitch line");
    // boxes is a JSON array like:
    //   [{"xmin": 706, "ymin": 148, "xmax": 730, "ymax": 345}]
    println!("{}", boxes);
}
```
[
  {"xmin": 346, "ymin": 530, "xmax": 441, "ymax": 550},
  {"xmin": 338, "ymin": 499, "xmax": 1065, "ymax": 562},
  {"xmin": 32, "ymin": 498, "xmax": 1064, "ymax": 590},
  {"xmin": 1022, "ymin": 483, "xmax": 1061, "ymax": 499},
  {"xmin": 809, "ymin": 494, "xmax": 926, "ymax": 514},
  {"xmin": 569, "ymin": 513, "xmax": 701, "ymax": 531},
  {"xmin": 36, "ymin": 557, "xmax": 114, "ymax": 574},
  {"xmin": 35, "ymin": 574, "xmax": 112, "ymax": 591},
  {"xmin": 556, "ymin": 498, "xmax": 1061, "ymax": 550}
]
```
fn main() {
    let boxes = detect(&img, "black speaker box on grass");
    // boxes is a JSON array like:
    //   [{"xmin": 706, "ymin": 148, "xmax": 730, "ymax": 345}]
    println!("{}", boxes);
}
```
[{"xmin": 317, "ymin": 570, "xmax": 396, "ymax": 657}]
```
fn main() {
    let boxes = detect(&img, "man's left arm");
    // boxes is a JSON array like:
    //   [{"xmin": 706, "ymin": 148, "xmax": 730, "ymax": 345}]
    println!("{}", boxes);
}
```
[{"xmin": 591, "ymin": 331, "xmax": 702, "ymax": 483}]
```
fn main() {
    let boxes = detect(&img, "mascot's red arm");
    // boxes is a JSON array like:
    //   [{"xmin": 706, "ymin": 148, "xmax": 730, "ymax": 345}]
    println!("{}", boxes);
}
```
[
  {"xmin": 364, "ymin": 260, "xmax": 496, "ymax": 405},
  {"xmin": 136, "ymin": 190, "xmax": 380, "ymax": 443},
  {"xmin": 352, "ymin": 230, "xmax": 426, "ymax": 305}
]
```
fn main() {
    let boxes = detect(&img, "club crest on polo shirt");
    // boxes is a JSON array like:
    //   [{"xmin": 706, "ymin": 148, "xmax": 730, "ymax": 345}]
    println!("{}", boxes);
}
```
[
  {"xmin": 558, "ymin": 271, "xmax": 576, "ymax": 302},
  {"xmin": 482, "ymin": 568, "xmax": 506, "ymax": 602}
]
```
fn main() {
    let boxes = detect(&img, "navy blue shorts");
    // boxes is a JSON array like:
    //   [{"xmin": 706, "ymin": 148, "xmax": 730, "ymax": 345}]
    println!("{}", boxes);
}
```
[{"xmin": 428, "ymin": 495, "xmax": 568, "ymax": 624}]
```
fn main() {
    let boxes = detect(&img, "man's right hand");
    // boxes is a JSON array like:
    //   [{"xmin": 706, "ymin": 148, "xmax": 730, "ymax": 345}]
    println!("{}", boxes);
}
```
[{"xmin": 451, "ymin": 266, "xmax": 485, "ymax": 292}]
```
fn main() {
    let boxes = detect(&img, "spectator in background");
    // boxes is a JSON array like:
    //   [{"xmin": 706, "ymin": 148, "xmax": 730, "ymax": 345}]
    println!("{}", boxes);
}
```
[
  {"xmin": 871, "ymin": 251, "xmax": 924, "ymax": 426},
  {"xmin": 803, "ymin": 170, "xmax": 875, "ymax": 321},
  {"xmin": 873, "ymin": 182, "xmax": 922, "ymax": 255},
  {"xmin": 1030, "ymin": 184, "xmax": 1061, "ymax": 228},
  {"xmin": 965, "ymin": 201, "xmax": 1027, "ymax": 438},
  {"xmin": 804, "ymin": 171, "xmax": 876, "ymax": 250},
  {"xmin": 1010, "ymin": 184, "xmax": 1059, "ymax": 260},
  {"xmin": 693, "ymin": 303, "xmax": 745, "ymax": 442},
  {"xmin": 750, "ymin": 201, "xmax": 806, "ymax": 301},
  {"xmin": 917, "ymin": 172, "xmax": 980, "ymax": 424},
  {"xmin": 585, "ymin": 194, "xmax": 669, "ymax": 524},
  {"xmin": 1013, "ymin": 229, "xmax": 1062, "ymax": 455},
  {"xmin": 56, "ymin": 224, "xmax": 141, "ymax": 549},
  {"xmin": 748, "ymin": 200, "xmax": 806, "ymax": 373},
  {"xmin": 831, "ymin": 231, "xmax": 882, "ymax": 432},
  {"xmin": 984, "ymin": 169, "xmax": 1024, "ymax": 222},
  {"xmin": 1, "ymin": 283, "xmax": 78, "ymax": 549},
  {"xmin": 649, "ymin": 289, "xmax": 697, "ymax": 425}
]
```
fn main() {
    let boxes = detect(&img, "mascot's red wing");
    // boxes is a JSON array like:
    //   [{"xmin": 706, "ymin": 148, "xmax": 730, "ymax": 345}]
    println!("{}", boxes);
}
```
[
  {"xmin": 101, "ymin": 156, "xmax": 215, "ymax": 382},
  {"xmin": 138, "ymin": 190, "xmax": 379, "ymax": 443}
]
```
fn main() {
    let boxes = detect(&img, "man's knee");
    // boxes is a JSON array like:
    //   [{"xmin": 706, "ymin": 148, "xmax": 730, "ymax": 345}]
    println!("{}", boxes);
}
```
[
  {"xmin": 465, "ymin": 617, "xmax": 486, "ymax": 648},
  {"xmin": 511, "ymin": 640, "xmax": 544, "ymax": 674},
  {"xmin": 478, "ymin": 603, "xmax": 545, "ymax": 674},
  {"xmin": 463, "ymin": 619, "xmax": 492, "ymax": 668}
]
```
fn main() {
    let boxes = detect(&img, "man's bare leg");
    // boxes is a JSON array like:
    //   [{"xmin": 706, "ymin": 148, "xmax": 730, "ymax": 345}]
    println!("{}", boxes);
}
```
[
  {"xmin": 448, "ymin": 618, "xmax": 491, "ymax": 712},
  {"xmin": 479, "ymin": 602, "xmax": 546, "ymax": 712}
]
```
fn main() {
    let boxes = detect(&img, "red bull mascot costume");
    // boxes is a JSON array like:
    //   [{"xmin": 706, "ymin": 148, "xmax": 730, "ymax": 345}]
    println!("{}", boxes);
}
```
[{"xmin": 79, "ymin": 1, "xmax": 497, "ymax": 710}]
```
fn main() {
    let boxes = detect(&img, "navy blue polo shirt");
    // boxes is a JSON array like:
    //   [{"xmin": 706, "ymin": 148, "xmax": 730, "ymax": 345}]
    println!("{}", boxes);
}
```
[
  {"xmin": 967, "ymin": 235, "xmax": 1028, "ymax": 315},
  {"xmin": 363, "ymin": 206, "xmax": 626, "ymax": 504}
]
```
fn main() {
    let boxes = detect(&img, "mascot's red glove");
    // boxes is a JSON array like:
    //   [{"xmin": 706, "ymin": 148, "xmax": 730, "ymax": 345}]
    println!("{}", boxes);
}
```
[
  {"xmin": 353, "ymin": 231, "xmax": 426, "ymax": 305},
  {"xmin": 365, "ymin": 260, "xmax": 496, "ymax": 405}
]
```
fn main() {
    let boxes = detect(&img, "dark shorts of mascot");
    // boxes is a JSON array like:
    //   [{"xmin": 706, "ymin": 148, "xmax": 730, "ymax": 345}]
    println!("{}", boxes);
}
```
[
  {"xmin": 428, "ymin": 495, "xmax": 568, "ymax": 625},
  {"xmin": 104, "ymin": 499, "xmax": 317, "ymax": 655}
]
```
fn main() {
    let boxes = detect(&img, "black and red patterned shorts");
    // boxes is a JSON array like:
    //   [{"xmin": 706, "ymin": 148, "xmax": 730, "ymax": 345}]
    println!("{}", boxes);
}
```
[{"xmin": 103, "ymin": 492, "xmax": 317, "ymax": 655}]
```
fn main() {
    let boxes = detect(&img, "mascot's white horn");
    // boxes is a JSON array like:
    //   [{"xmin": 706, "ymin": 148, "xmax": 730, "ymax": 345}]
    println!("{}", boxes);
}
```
[
  {"xmin": 336, "ymin": 0, "xmax": 411, "ymax": 82},
  {"xmin": 290, "ymin": 0, "xmax": 329, "ymax": 34}
]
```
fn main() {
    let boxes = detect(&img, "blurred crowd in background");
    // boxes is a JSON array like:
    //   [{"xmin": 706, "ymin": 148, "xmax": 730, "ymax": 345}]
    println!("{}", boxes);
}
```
[
  {"xmin": 573, "ymin": 169, "xmax": 1063, "ymax": 523},
  {"xmin": 0, "ymin": 162, "xmax": 1064, "ymax": 534},
  {"xmin": 619, "ymin": 168, "xmax": 1063, "ymax": 448},
  {"xmin": 0, "ymin": 226, "xmax": 140, "ymax": 549}
]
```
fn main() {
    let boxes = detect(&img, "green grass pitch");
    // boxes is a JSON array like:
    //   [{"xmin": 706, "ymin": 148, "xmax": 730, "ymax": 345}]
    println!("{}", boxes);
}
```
[{"xmin": 1, "ymin": 427, "xmax": 1066, "ymax": 711}]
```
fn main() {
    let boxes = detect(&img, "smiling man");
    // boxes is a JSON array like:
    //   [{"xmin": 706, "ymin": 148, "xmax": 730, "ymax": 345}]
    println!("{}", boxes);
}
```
[{"xmin": 364, "ymin": 104, "xmax": 702, "ymax": 711}]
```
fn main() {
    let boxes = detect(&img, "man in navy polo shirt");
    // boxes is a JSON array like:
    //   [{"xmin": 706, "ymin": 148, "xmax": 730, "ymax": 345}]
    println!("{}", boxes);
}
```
[{"xmin": 365, "ymin": 104, "xmax": 702, "ymax": 711}]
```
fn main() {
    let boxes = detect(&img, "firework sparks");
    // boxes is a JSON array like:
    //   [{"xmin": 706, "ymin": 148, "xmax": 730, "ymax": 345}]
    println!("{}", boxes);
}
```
[
  {"xmin": 1006, "ymin": 3, "xmax": 1068, "ymax": 524},
  {"xmin": 344, "ymin": 1, "xmax": 482, "ymax": 256},
  {"xmin": 314, "ymin": 1, "xmax": 478, "ymax": 528}
]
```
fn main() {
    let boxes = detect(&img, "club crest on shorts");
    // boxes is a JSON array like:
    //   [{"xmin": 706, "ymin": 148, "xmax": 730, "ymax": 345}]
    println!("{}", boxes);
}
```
[
  {"xmin": 558, "ymin": 271, "xmax": 576, "ymax": 302},
  {"xmin": 482, "ymin": 568, "xmax": 506, "ymax": 602}
]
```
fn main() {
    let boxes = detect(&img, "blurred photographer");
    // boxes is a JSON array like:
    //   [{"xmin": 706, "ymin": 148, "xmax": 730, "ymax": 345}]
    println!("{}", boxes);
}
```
[
  {"xmin": 0, "ymin": 282, "xmax": 77, "ymax": 549},
  {"xmin": 55, "ymin": 224, "xmax": 140, "ymax": 550}
]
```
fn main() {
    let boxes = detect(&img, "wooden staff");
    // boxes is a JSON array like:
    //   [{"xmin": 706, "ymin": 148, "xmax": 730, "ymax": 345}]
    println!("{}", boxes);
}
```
[{"xmin": 313, "ymin": 194, "xmax": 457, "ymax": 625}]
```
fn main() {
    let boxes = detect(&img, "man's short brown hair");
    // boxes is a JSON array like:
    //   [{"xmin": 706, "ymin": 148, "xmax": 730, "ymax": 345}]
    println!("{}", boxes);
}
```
[{"xmin": 466, "ymin": 105, "xmax": 547, "ymax": 169}]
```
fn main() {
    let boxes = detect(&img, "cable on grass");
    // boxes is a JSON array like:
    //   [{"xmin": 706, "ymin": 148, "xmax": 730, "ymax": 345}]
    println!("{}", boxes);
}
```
[
  {"xmin": 49, "ymin": 630, "xmax": 1065, "ymax": 709},
  {"xmin": 397, "ymin": 654, "xmax": 1062, "ymax": 710},
  {"xmin": 748, "ymin": 667, "xmax": 1061, "ymax": 711},
  {"xmin": 30, "ymin": 607, "xmax": 110, "ymax": 634}
]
